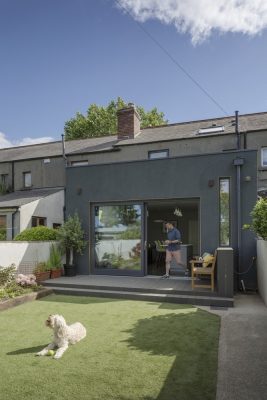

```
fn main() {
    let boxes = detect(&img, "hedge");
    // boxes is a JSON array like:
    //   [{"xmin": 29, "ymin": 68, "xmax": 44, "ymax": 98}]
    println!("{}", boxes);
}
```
[{"xmin": 14, "ymin": 226, "xmax": 57, "ymax": 241}]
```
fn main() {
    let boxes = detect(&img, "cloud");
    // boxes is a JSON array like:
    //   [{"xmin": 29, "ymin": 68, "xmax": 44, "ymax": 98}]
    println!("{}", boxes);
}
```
[
  {"xmin": 117, "ymin": 0, "xmax": 267, "ymax": 43},
  {"xmin": 0, "ymin": 132, "xmax": 54, "ymax": 149}
]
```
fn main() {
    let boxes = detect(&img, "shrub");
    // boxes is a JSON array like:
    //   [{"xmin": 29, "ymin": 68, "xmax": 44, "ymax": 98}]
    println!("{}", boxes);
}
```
[
  {"xmin": 0, "ymin": 228, "xmax": 6, "ymax": 241},
  {"xmin": 16, "ymin": 274, "xmax": 37, "ymax": 287},
  {"xmin": 14, "ymin": 226, "xmax": 57, "ymax": 241},
  {"xmin": 243, "ymin": 197, "xmax": 267, "ymax": 240},
  {"xmin": 0, "ymin": 264, "xmax": 16, "ymax": 287}
]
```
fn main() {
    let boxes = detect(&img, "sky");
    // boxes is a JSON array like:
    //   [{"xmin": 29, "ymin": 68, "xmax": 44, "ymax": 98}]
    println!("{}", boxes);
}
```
[{"xmin": 0, "ymin": 0, "xmax": 267, "ymax": 147}]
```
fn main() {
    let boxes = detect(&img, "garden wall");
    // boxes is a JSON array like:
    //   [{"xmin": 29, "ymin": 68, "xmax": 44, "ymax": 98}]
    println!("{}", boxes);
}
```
[
  {"xmin": 0, "ymin": 241, "xmax": 59, "ymax": 274},
  {"xmin": 257, "ymin": 239, "xmax": 267, "ymax": 306}
]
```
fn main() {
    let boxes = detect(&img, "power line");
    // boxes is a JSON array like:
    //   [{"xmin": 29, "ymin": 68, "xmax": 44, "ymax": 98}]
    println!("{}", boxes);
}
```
[{"xmin": 115, "ymin": 0, "xmax": 229, "ymax": 116}]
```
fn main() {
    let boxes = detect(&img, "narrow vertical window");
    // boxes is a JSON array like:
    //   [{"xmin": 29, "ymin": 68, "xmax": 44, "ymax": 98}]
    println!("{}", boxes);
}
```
[
  {"xmin": 23, "ymin": 172, "xmax": 32, "ymax": 188},
  {"xmin": 219, "ymin": 178, "xmax": 230, "ymax": 246}
]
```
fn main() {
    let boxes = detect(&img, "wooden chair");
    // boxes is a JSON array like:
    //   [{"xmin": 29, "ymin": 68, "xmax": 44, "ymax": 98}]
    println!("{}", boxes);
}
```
[{"xmin": 190, "ymin": 250, "xmax": 217, "ymax": 291}]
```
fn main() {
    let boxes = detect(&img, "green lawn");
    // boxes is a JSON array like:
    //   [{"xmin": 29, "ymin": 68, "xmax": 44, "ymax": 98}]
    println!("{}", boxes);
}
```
[{"xmin": 0, "ymin": 295, "xmax": 220, "ymax": 400}]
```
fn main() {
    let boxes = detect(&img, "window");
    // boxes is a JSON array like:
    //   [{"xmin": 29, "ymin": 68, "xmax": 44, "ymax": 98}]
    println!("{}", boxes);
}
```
[
  {"xmin": 261, "ymin": 148, "xmax": 267, "ymax": 167},
  {"xmin": 0, "ymin": 215, "xmax": 7, "ymax": 240},
  {"xmin": 53, "ymin": 223, "xmax": 61, "ymax": 229},
  {"xmin": 219, "ymin": 178, "xmax": 230, "ymax": 246},
  {"xmin": 23, "ymin": 172, "xmax": 32, "ymax": 188},
  {"xmin": 32, "ymin": 217, "xmax": 47, "ymax": 227},
  {"xmin": 71, "ymin": 161, "xmax": 89, "ymax": 166},
  {"xmin": 94, "ymin": 204, "xmax": 142, "ymax": 271},
  {"xmin": 148, "ymin": 150, "xmax": 169, "ymax": 160},
  {"xmin": 198, "ymin": 126, "xmax": 224, "ymax": 135}
]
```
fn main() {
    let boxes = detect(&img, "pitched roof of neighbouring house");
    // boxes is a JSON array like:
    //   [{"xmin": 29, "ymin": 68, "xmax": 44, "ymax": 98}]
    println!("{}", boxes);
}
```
[
  {"xmin": 0, "ymin": 111, "xmax": 267, "ymax": 161},
  {"xmin": 0, "ymin": 188, "xmax": 64, "ymax": 208}
]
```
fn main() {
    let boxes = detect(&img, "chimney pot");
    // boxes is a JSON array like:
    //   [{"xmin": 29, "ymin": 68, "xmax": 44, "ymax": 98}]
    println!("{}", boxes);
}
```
[{"xmin": 117, "ymin": 103, "xmax": 140, "ymax": 140}]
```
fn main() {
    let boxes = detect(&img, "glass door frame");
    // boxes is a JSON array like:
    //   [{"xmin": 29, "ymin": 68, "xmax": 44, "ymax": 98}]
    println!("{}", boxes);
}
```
[{"xmin": 90, "ymin": 201, "xmax": 146, "ymax": 276}]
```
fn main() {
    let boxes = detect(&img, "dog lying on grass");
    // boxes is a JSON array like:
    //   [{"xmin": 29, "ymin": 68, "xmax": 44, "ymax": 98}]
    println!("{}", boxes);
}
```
[{"xmin": 36, "ymin": 314, "xmax": 86, "ymax": 359}]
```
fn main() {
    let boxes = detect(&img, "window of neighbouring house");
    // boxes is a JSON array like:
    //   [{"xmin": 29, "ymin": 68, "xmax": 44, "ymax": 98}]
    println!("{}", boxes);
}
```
[
  {"xmin": 23, "ymin": 172, "xmax": 32, "ymax": 188},
  {"xmin": 53, "ymin": 223, "xmax": 61, "ymax": 229},
  {"xmin": 32, "ymin": 216, "xmax": 47, "ymax": 227},
  {"xmin": 148, "ymin": 150, "xmax": 169, "ymax": 160},
  {"xmin": 0, "ymin": 215, "xmax": 7, "ymax": 240},
  {"xmin": 219, "ymin": 178, "xmax": 230, "ymax": 246},
  {"xmin": 261, "ymin": 148, "xmax": 267, "ymax": 167}
]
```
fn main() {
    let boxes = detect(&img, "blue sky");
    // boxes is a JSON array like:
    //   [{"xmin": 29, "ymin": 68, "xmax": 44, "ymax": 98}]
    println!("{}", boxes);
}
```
[{"xmin": 0, "ymin": 0, "xmax": 267, "ymax": 146}]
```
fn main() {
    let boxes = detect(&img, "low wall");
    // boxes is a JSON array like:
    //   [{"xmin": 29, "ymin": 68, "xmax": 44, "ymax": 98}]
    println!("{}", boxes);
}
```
[
  {"xmin": 257, "ymin": 239, "xmax": 267, "ymax": 306},
  {"xmin": 0, "ymin": 241, "xmax": 60, "ymax": 274}
]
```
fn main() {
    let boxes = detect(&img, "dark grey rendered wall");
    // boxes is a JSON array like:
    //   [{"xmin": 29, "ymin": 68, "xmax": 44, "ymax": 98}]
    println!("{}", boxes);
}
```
[{"xmin": 65, "ymin": 149, "xmax": 258, "ymax": 288}]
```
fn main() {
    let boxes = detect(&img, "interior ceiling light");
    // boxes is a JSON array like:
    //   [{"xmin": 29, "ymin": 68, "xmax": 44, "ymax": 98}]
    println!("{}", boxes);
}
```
[{"xmin": 173, "ymin": 208, "xmax": 183, "ymax": 217}]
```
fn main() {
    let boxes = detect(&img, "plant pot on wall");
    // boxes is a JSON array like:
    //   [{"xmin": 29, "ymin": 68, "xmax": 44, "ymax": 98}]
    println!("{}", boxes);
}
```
[
  {"xmin": 35, "ymin": 271, "xmax": 51, "ymax": 283},
  {"xmin": 50, "ymin": 269, "xmax": 62, "ymax": 279},
  {"xmin": 64, "ymin": 264, "xmax": 76, "ymax": 277}
]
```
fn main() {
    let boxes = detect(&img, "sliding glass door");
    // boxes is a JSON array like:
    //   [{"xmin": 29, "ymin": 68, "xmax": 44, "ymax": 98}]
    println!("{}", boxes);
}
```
[{"xmin": 92, "ymin": 203, "xmax": 145, "ymax": 275}]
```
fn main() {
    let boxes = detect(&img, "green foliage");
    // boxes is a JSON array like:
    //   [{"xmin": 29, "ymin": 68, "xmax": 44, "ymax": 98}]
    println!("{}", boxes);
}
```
[
  {"xmin": 0, "ymin": 264, "xmax": 16, "ymax": 287},
  {"xmin": 14, "ymin": 226, "xmax": 57, "ymax": 241},
  {"xmin": 0, "ymin": 182, "xmax": 11, "ymax": 195},
  {"xmin": 46, "ymin": 244, "xmax": 62, "ymax": 270},
  {"xmin": 117, "ymin": 226, "xmax": 141, "ymax": 239},
  {"xmin": 56, "ymin": 213, "xmax": 86, "ymax": 265},
  {"xmin": 64, "ymin": 97, "xmax": 167, "ymax": 140},
  {"xmin": 0, "ymin": 228, "xmax": 6, "ymax": 241},
  {"xmin": 244, "ymin": 197, "xmax": 267, "ymax": 240},
  {"xmin": 33, "ymin": 262, "xmax": 50, "ymax": 273}
]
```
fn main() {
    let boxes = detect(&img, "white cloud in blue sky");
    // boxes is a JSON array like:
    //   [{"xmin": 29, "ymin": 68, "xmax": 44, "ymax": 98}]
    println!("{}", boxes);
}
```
[
  {"xmin": 0, "ymin": 132, "xmax": 54, "ymax": 148},
  {"xmin": 117, "ymin": 0, "xmax": 267, "ymax": 44}
]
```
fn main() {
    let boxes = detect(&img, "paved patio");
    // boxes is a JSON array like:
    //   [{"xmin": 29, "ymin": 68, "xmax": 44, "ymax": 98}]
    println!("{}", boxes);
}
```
[{"xmin": 43, "ymin": 274, "xmax": 233, "ymax": 307}]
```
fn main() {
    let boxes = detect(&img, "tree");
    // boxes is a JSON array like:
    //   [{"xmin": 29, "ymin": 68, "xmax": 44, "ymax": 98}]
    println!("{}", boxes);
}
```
[{"xmin": 64, "ymin": 97, "xmax": 167, "ymax": 140}]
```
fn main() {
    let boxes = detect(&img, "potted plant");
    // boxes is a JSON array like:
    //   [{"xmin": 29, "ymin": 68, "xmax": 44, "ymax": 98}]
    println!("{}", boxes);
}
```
[
  {"xmin": 56, "ymin": 213, "xmax": 86, "ymax": 277},
  {"xmin": 33, "ymin": 262, "xmax": 51, "ymax": 283},
  {"xmin": 47, "ymin": 243, "xmax": 62, "ymax": 279}
]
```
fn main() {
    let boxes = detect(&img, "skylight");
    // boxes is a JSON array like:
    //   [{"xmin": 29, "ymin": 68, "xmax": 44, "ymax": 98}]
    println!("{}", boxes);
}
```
[{"xmin": 198, "ymin": 126, "xmax": 225, "ymax": 135}]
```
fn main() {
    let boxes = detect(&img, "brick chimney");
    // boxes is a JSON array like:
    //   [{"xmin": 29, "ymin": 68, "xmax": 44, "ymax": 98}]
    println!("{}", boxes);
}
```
[{"xmin": 117, "ymin": 103, "xmax": 141, "ymax": 140}]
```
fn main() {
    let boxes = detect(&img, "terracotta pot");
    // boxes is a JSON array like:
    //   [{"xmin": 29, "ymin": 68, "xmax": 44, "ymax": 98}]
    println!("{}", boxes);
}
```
[
  {"xmin": 50, "ymin": 269, "xmax": 62, "ymax": 279},
  {"xmin": 35, "ymin": 271, "xmax": 51, "ymax": 283}
]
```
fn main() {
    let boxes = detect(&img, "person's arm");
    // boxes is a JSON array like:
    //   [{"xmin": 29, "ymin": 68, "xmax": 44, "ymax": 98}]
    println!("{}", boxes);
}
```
[{"xmin": 170, "ymin": 230, "xmax": 181, "ymax": 244}]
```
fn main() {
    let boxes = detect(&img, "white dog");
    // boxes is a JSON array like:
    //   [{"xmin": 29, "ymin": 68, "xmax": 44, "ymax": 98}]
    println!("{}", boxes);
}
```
[{"xmin": 36, "ymin": 314, "xmax": 86, "ymax": 359}]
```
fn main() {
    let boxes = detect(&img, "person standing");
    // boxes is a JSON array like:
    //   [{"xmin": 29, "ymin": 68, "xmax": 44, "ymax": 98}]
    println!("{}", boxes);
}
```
[{"xmin": 161, "ymin": 221, "xmax": 186, "ymax": 278}]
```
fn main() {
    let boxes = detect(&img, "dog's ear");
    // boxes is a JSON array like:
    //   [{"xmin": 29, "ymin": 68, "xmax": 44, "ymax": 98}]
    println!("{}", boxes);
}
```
[{"xmin": 55, "ymin": 315, "xmax": 67, "ymax": 338}]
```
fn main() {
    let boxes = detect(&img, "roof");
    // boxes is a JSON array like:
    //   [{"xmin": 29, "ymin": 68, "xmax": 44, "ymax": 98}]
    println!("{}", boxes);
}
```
[
  {"xmin": 115, "ymin": 111, "xmax": 267, "ymax": 146},
  {"xmin": 0, "ymin": 188, "xmax": 64, "ymax": 208},
  {"xmin": 0, "ymin": 136, "xmax": 116, "ymax": 162},
  {"xmin": 0, "ymin": 111, "xmax": 267, "ymax": 161}
]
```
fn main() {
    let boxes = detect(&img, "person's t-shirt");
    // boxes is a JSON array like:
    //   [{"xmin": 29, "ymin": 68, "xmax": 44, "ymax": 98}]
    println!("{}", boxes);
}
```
[{"xmin": 167, "ymin": 228, "xmax": 181, "ymax": 251}]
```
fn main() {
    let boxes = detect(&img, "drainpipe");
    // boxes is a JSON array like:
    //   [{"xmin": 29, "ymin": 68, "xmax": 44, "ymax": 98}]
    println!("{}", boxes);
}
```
[
  {"xmin": 235, "ymin": 110, "xmax": 241, "ymax": 150},
  {"xmin": 61, "ymin": 134, "xmax": 67, "ymax": 165},
  {"xmin": 11, "ymin": 161, "xmax": 15, "ymax": 192},
  {"xmin": 233, "ymin": 157, "xmax": 244, "ymax": 289}
]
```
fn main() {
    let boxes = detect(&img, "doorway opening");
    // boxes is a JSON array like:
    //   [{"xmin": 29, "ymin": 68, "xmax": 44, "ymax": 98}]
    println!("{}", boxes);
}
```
[{"xmin": 146, "ymin": 199, "xmax": 200, "ymax": 276}]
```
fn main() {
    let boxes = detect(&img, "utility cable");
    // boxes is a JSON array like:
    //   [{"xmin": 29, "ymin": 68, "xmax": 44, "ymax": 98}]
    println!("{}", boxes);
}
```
[{"xmin": 115, "ymin": 0, "xmax": 229, "ymax": 117}]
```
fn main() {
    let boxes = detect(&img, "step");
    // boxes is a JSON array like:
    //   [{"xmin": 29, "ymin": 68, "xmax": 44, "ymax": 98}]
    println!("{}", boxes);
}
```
[
  {"xmin": 43, "ymin": 281, "xmax": 220, "ymax": 298},
  {"xmin": 44, "ymin": 285, "xmax": 234, "ymax": 307}
]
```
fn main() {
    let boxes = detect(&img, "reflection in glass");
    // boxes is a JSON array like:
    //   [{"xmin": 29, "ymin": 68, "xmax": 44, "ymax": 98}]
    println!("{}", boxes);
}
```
[
  {"xmin": 219, "ymin": 178, "xmax": 230, "ymax": 246},
  {"xmin": 94, "ymin": 205, "xmax": 142, "ymax": 270}
]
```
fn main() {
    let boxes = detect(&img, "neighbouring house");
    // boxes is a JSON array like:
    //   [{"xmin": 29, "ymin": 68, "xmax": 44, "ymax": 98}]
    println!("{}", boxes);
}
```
[
  {"xmin": 0, "ymin": 188, "xmax": 64, "ymax": 239},
  {"xmin": 1, "ymin": 105, "xmax": 267, "ymax": 290}
]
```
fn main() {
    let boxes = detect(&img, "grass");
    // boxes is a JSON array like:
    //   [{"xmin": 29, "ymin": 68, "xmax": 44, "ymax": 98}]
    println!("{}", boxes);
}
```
[{"xmin": 0, "ymin": 295, "xmax": 220, "ymax": 400}]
